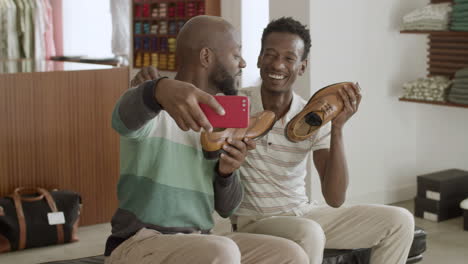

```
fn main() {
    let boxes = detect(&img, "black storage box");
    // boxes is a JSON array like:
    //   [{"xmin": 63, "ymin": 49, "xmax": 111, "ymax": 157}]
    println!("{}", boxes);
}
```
[
  {"xmin": 414, "ymin": 196, "xmax": 463, "ymax": 222},
  {"xmin": 462, "ymin": 199, "xmax": 468, "ymax": 231},
  {"xmin": 417, "ymin": 169, "xmax": 468, "ymax": 201},
  {"xmin": 464, "ymin": 210, "xmax": 468, "ymax": 231}
]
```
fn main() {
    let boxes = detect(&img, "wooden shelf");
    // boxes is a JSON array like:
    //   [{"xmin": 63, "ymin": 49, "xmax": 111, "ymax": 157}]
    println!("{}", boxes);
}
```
[
  {"xmin": 134, "ymin": 34, "xmax": 175, "ymax": 37},
  {"xmin": 399, "ymin": 98, "xmax": 468, "ymax": 108},
  {"xmin": 134, "ymin": 17, "xmax": 187, "ymax": 21},
  {"xmin": 400, "ymin": 30, "xmax": 468, "ymax": 36}
]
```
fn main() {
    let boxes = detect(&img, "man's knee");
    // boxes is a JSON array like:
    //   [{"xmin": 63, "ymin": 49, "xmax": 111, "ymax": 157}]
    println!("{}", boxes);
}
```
[
  {"xmin": 269, "ymin": 237, "xmax": 310, "ymax": 263},
  {"xmin": 382, "ymin": 206, "xmax": 415, "ymax": 241},
  {"xmin": 196, "ymin": 236, "xmax": 241, "ymax": 264},
  {"xmin": 294, "ymin": 218, "xmax": 326, "ymax": 249},
  {"xmin": 387, "ymin": 207, "xmax": 414, "ymax": 229}
]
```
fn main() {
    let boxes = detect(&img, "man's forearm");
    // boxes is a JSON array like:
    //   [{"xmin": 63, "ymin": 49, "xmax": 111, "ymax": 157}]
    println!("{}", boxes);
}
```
[
  {"xmin": 116, "ymin": 79, "xmax": 163, "ymax": 131},
  {"xmin": 213, "ymin": 171, "xmax": 243, "ymax": 218},
  {"xmin": 322, "ymin": 127, "xmax": 349, "ymax": 207}
]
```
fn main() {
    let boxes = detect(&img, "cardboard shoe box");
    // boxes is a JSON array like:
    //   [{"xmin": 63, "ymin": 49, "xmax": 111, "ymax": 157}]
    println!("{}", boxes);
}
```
[
  {"xmin": 462, "ymin": 199, "xmax": 468, "ymax": 231},
  {"xmin": 417, "ymin": 169, "xmax": 468, "ymax": 201},
  {"xmin": 464, "ymin": 210, "xmax": 468, "ymax": 231},
  {"xmin": 415, "ymin": 196, "xmax": 464, "ymax": 222}
]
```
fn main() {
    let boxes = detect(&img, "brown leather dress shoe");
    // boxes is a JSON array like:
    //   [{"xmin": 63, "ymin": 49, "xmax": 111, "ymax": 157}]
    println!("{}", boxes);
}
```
[
  {"xmin": 286, "ymin": 82, "xmax": 352, "ymax": 142},
  {"xmin": 200, "ymin": 110, "xmax": 276, "ymax": 159}
]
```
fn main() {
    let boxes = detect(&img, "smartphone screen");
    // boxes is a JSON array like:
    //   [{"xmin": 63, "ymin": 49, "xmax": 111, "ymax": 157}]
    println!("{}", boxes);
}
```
[{"xmin": 199, "ymin": 96, "xmax": 249, "ymax": 128}]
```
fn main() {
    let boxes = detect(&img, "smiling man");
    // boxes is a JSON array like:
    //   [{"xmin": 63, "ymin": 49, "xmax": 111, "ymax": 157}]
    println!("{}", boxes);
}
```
[
  {"xmin": 128, "ymin": 16, "xmax": 415, "ymax": 264},
  {"xmin": 232, "ymin": 17, "xmax": 415, "ymax": 264},
  {"xmin": 105, "ymin": 16, "xmax": 308, "ymax": 264}
]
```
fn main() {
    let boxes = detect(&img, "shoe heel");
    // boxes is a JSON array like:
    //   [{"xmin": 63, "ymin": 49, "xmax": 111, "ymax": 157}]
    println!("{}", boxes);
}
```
[{"xmin": 304, "ymin": 112, "xmax": 323, "ymax": 126}]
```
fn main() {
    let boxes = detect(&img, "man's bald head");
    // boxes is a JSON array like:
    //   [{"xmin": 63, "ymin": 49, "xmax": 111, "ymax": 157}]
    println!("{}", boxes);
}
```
[
  {"xmin": 176, "ymin": 15, "xmax": 238, "ymax": 66},
  {"xmin": 175, "ymin": 16, "xmax": 245, "ymax": 96}
]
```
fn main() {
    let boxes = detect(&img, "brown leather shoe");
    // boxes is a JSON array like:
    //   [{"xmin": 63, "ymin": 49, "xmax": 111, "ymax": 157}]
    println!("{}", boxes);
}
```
[
  {"xmin": 200, "ymin": 110, "xmax": 276, "ymax": 159},
  {"xmin": 286, "ymin": 82, "xmax": 352, "ymax": 142}
]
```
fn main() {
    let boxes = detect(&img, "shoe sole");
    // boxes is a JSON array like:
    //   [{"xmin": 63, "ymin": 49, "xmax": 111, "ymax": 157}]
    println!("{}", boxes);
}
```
[
  {"xmin": 202, "ymin": 118, "xmax": 276, "ymax": 160},
  {"xmin": 285, "ymin": 82, "xmax": 351, "ymax": 142}
]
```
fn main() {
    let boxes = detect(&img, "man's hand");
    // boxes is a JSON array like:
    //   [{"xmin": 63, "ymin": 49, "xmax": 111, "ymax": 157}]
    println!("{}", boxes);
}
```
[
  {"xmin": 154, "ymin": 79, "xmax": 225, "ymax": 132},
  {"xmin": 332, "ymin": 82, "xmax": 362, "ymax": 130},
  {"xmin": 131, "ymin": 66, "xmax": 160, "ymax": 87},
  {"xmin": 218, "ymin": 138, "xmax": 256, "ymax": 177}
]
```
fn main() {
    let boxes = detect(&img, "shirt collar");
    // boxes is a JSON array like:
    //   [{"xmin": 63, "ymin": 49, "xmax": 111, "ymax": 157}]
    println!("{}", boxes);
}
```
[{"xmin": 249, "ymin": 83, "xmax": 306, "ymax": 123}]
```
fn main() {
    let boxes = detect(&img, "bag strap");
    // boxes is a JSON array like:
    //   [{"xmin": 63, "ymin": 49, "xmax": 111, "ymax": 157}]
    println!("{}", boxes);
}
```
[
  {"xmin": 12, "ymin": 187, "xmax": 65, "ymax": 249},
  {"xmin": 11, "ymin": 193, "xmax": 26, "ymax": 250}
]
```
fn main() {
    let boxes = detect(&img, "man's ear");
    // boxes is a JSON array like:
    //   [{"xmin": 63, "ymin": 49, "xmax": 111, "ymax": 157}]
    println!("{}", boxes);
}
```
[
  {"xmin": 200, "ymin": 47, "xmax": 212, "ymax": 68},
  {"xmin": 298, "ymin": 59, "xmax": 308, "ymax": 76}
]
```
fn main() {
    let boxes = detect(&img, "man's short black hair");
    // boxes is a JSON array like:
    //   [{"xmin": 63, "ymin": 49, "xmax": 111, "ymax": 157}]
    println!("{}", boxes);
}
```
[{"xmin": 261, "ymin": 17, "xmax": 311, "ymax": 61}]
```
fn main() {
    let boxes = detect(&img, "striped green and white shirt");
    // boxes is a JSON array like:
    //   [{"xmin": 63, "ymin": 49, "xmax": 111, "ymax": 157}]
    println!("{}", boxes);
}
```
[
  {"xmin": 105, "ymin": 80, "xmax": 243, "ymax": 256},
  {"xmin": 235, "ymin": 86, "xmax": 331, "ymax": 216}
]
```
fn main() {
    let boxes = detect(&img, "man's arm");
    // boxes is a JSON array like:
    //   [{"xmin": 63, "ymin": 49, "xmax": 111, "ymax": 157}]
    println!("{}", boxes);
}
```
[
  {"xmin": 127, "ymin": 66, "xmax": 225, "ymax": 133},
  {"xmin": 111, "ymin": 78, "xmax": 165, "ymax": 138},
  {"xmin": 214, "ymin": 138, "xmax": 256, "ymax": 217},
  {"xmin": 313, "ymin": 83, "xmax": 362, "ymax": 207}
]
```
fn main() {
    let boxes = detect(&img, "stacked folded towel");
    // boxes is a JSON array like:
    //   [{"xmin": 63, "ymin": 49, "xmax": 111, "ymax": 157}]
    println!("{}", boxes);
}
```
[
  {"xmin": 447, "ymin": 68, "xmax": 468, "ymax": 104},
  {"xmin": 402, "ymin": 76, "xmax": 452, "ymax": 102},
  {"xmin": 450, "ymin": 0, "xmax": 468, "ymax": 31},
  {"xmin": 402, "ymin": 3, "xmax": 453, "ymax": 31}
]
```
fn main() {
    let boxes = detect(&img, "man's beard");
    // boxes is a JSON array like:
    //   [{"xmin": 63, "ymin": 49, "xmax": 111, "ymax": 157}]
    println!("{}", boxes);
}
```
[{"xmin": 211, "ymin": 60, "xmax": 239, "ymax": 95}]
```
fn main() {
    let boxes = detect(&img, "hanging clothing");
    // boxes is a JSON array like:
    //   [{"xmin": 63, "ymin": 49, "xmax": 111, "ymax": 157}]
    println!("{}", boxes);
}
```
[
  {"xmin": 110, "ymin": 0, "xmax": 130, "ymax": 64},
  {"xmin": 1, "ymin": 0, "xmax": 56, "ymax": 61},
  {"xmin": 34, "ymin": 0, "xmax": 45, "ymax": 60},
  {"xmin": 2, "ymin": 0, "xmax": 20, "ymax": 60},
  {"xmin": 42, "ymin": 0, "xmax": 54, "ymax": 58},
  {"xmin": 0, "ymin": 0, "xmax": 8, "ymax": 59}
]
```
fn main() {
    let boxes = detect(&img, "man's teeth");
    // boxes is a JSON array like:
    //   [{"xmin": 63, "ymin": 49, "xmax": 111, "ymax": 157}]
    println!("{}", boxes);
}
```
[{"xmin": 268, "ymin": 74, "xmax": 285, "ymax": 80}]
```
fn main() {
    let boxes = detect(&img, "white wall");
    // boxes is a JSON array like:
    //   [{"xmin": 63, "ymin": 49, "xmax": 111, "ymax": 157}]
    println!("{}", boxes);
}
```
[
  {"xmin": 304, "ymin": 0, "xmax": 468, "ymax": 205},
  {"xmin": 415, "ymin": 106, "xmax": 468, "ymax": 174},
  {"xmin": 62, "ymin": 0, "xmax": 113, "ymax": 58},
  {"xmin": 269, "ymin": 0, "xmax": 311, "ymax": 99},
  {"xmin": 305, "ymin": 0, "xmax": 429, "ymax": 204},
  {"xmin": 240, "ymin": 0, "xmax": 269, "ymax": 87}
]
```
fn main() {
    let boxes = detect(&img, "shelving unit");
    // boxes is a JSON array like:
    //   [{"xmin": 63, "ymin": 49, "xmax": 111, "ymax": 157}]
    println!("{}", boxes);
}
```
[
  {"xmin": 399, "ymin": 98, "xmax": 468, "ymax": 108},
  {"xmin": 399, "ymin": 0, "xmax": 468, "ymax": 108},
  {"xmin": 132, "ymin": 0, "xmax": 220, "ymax": 71}
]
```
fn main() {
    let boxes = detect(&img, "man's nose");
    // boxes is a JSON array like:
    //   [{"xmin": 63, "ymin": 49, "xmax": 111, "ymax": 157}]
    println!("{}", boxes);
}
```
[
  {"xmin": 239, "ymin": 57, "xmax": 247, "ymax": 68},
  {"xmin": 271, "ymin": 57, "xmax": 286, "ymax": 70}
]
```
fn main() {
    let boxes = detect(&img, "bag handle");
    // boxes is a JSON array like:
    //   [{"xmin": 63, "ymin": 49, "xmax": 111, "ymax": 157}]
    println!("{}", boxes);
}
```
[
  {"xmin": 14, "ymin": 187, "xmax": 46, "ymax": 202},
  {"xmin": 11, "ymin": 187, "xmax": 65, "ymax": 250}
]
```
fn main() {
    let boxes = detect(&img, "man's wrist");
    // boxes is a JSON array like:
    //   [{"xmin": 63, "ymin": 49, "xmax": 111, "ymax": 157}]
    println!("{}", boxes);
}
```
[
  {"xmin": 142, "ymin": 76, "xmax": 167, "ymax": 112},
  {"xmin": 331, "ymin": 125, "xmax": 344, "ymax": 137},
  {"xmin": 216, "ymin": 166, "xmax": 236, "ymax": 187},
  {"xmin": 216, "ymin": 162, "xmax": 233, "ymax": 178}
]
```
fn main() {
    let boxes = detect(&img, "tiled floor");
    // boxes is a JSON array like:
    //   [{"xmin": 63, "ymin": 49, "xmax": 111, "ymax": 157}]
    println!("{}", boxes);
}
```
[
  {"xmin": 396, "ymin": 200, "xmax": 468, "ymax": 264},
  {"xmin": 0, "ymin": 200, "xmax": 467, "ymax": 264}
]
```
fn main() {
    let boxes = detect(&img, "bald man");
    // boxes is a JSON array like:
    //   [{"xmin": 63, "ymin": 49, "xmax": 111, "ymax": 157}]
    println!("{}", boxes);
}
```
[{"xmin": 105, "ymin": 16, "xmax": 308, "ymax": 264}]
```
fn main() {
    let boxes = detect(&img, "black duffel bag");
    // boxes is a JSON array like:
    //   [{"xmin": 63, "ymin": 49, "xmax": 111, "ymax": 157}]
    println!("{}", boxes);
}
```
[{"xmin": 0, "ymin": 187, "xmax": 81, "ymax": 253}]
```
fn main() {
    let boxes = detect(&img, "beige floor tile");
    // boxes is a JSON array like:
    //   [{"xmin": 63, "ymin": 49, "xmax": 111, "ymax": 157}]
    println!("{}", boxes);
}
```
[{"xmin": 1, "ymin": 201, "xmax": 467, "ymax": 264}]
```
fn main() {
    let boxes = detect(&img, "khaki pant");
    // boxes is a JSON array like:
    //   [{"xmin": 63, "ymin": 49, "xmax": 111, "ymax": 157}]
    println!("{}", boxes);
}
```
[
  {"xmin": 105, "ymin": 228, "xmax": 309, "ymax": 264},
  {"xmin": 234, "ymin": 204, "xmax": 415, "ymax": 264}
]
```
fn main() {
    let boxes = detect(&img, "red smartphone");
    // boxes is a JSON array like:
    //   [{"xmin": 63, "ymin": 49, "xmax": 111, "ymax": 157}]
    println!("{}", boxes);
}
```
[{"xmin": 199, "ymin": 95, "xmax": 249, "ymax": 128}]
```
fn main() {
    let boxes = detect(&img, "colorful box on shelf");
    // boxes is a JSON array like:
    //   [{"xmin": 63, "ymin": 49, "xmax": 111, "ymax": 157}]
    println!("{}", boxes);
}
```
[{"xmin": 133, "ymin": 0, "xmax": 216, "ymax": 70}]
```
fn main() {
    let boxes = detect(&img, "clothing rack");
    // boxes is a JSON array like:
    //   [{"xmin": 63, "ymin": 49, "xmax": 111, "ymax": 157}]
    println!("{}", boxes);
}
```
[{"xmin": 0, "ymin": 0, "xmax": 56, "ymax": 61}]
